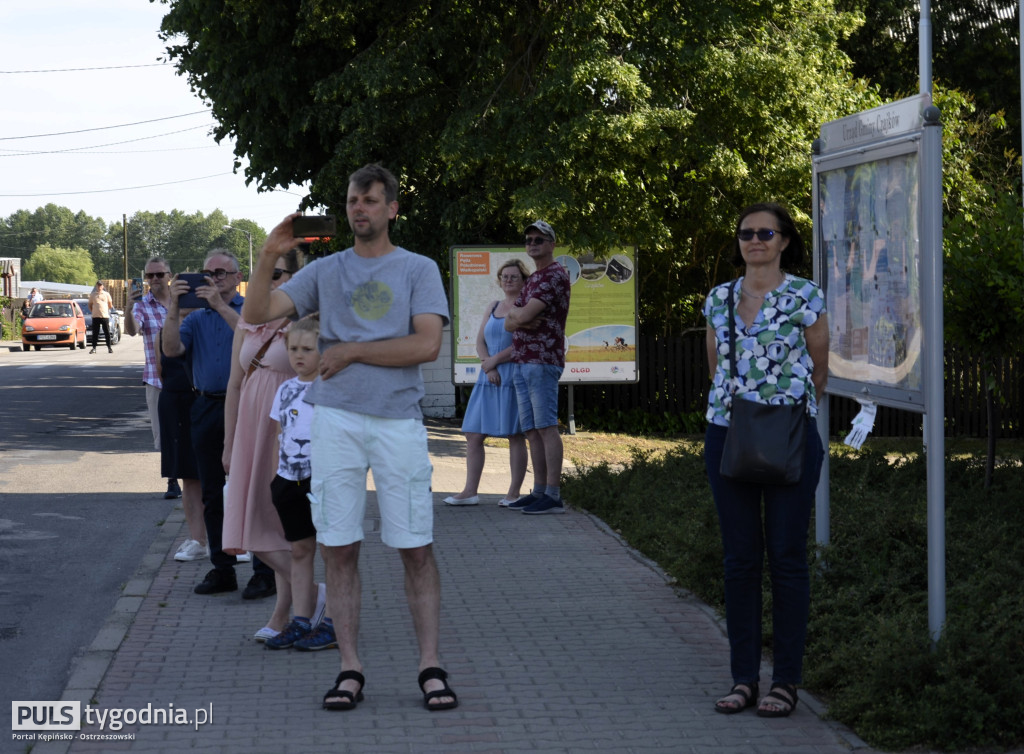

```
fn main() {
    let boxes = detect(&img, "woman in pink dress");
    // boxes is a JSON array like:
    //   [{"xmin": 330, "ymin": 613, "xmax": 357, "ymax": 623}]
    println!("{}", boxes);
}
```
[{"xmin": 222, "ymin": 248, "xmax": 302, "ymax": 637}]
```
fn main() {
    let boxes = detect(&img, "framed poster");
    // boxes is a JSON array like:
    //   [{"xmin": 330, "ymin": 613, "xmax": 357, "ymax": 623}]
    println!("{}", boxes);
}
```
[
  {"xmin": 814, "ymin": 95, "xmax": 929, "ymax": 409},
  {"xmin": 449, "ymin": 245, "xmax": 638, "ymax": 385}
]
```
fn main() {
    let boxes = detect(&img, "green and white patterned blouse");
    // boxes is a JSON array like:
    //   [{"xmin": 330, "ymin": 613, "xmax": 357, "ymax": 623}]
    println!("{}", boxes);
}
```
[{"xmin": 703, "ymin": 274, "xmax": 826, "ymax": 427}]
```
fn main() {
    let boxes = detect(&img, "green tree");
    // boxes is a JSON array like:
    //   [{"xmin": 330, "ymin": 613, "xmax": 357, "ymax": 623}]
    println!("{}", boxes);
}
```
[
  {"xmin": 104, "ymin": 209, "xmax": 266, "ymax": 278},
  {"xmin": 159, "ymin": 0, "xmax": 875, "ymax": 333},
  {"xmin": 22, "ymin": 244, "xmax": 97, "ymax": 285},
  {"xmin": 835, "ymin": 1, "xmax": 1019, "ymax": 150},
  {"xmin": 945, "ymin": 188, "xmax": 1024, "ymax": 486},
  {"xmin": 1, "ymin": 205, "xmax": 109, "ymax": 274}
]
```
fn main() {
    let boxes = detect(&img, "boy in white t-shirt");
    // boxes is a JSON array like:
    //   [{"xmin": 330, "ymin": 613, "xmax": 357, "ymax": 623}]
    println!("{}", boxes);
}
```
[{"xmin": 265, "ymin": 318, "xmax": 334, "ymax": 651}]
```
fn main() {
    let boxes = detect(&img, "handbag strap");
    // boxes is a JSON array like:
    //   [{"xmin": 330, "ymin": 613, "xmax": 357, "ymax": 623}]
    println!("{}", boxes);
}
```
[
  {"xmin": 726, "ymin": 279, "xmax": 740, "ymax": 402},
  {"xmin": 245, "ymin": 323, "xmax": 287, "ymax": 379}
]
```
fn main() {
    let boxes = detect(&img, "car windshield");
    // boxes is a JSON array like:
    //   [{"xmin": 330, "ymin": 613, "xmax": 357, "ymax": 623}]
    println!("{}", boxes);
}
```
[{"xmin": 31, "ymin": 303, "xmax": 73, "ymax": 318}]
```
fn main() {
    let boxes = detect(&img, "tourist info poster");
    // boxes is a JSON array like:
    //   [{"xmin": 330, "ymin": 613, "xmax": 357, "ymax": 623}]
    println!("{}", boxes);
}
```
[{"xmin": 449, "ymin": 245, "xmax": 638, "ymax": 385}]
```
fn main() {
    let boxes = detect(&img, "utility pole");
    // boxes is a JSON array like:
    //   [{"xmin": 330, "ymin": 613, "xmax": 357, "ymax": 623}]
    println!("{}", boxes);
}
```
[
  {"xmin": 123, "ymin": 214, "xmax": 128, "ymax": 282},
  {"xmin": 223, "ymin": 225, "xmax": 253, "ymax": 278}
]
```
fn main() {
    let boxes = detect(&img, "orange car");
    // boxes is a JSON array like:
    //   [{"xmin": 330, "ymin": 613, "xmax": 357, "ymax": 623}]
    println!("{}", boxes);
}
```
[{"xmin": 21, "ymin": 299, "xmax": 88, "ymax": 351}]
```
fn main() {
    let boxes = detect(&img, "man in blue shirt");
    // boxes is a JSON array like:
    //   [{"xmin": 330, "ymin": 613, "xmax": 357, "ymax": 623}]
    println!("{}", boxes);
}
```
[{"xmin": 163, "ymin": 250, "xmax": 274, "ymax": 597}]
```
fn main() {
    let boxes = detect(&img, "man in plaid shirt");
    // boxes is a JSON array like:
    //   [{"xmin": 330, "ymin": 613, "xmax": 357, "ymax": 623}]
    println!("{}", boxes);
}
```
[{"xmin": 125, "ymin": 256, "xmax": 179, "ymax": 500}]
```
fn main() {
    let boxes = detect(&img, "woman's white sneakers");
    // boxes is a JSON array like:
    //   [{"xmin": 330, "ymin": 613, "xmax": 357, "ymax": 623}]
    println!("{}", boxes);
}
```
[{"xmin": 442, "ymin": 495, "xmax": 479, "ymax": 506}]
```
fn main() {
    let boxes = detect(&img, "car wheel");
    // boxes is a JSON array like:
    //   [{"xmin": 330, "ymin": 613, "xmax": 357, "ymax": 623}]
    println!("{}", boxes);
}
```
[
  {"xmin": 34, "ymin": 345, "xmax": 41, "ymax": 351},
  {"xmin": 69, "ymin": 341, "xmax": 76, "ymax": 351}
]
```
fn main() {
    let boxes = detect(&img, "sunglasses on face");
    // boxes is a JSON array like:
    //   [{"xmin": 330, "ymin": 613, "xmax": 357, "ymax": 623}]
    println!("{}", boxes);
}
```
[
  {"xmin": 272, "ymin": 268, "xmax": 291, "ymax": 281},
  {"xmin": 736, "ymin": 228, "xmax": 780, "ymax": 242},
  {"xmin": 201, "ymin": 268, "xmax": 238, "ymax": 280},
  {"xmin": 525, "ymin": 236, "xmax": 549, "ymax": 246},
  {"xmin": 144, "ymin": 272, "xmax": 167, "ymax": 279}
]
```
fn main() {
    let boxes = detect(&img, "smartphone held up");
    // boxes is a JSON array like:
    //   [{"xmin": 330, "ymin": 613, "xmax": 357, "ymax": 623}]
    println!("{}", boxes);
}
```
[{"xmin": 293, "ymin": 215, "xmax": 337, "ymax": 239}]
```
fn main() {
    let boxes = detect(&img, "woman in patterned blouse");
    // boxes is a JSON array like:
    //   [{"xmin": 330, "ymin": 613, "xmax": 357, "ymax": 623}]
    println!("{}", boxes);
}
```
[{"xmin": 703, "ymin": 202, "xmax": 829, "ymax": 719}]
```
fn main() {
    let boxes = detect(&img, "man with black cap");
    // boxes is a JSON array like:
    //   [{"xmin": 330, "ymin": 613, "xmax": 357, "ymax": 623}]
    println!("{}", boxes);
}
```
[{"xmin": 504, "ymin": 220, "xmax": 571, "ymax": 514}]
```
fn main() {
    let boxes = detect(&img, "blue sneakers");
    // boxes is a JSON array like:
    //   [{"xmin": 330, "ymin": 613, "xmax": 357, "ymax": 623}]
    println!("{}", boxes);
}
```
[
  {"xmin": 505, "ymin": 493, "xmax": 539, "ymax": 510},
  {"xmin": 521, "ymin": 494, "xmax": 565, "ymax": 515},
  {"xmin": 294, "ymin": 621, "xmax": 338, "ymax": 651},
  {"xmin": 265, "ymin": 618, "xmax": 312, "ymax": 650}
]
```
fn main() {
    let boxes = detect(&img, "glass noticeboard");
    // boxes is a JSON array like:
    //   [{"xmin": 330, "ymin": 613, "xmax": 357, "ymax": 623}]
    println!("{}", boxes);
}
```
[{"xmin": 816, "ymin": 143, "xmax": 924, "ymax": 408}]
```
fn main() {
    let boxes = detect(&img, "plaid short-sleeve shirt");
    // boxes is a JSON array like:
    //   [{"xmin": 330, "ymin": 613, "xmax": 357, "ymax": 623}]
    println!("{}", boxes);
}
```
[{"xmin": 132, "ymin": 293, "xmax": 168, "ymax": 388}]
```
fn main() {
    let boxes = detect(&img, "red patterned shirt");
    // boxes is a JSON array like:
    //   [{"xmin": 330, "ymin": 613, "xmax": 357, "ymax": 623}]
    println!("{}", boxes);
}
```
[{"xmin": 511, "ymin": 261, "xmax": 571, "ymax": 367}]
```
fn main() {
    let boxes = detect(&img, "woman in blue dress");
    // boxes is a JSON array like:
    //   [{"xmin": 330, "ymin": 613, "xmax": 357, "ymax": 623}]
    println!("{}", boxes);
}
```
[{"xmin": 445, "ymin": 259, "xmax": 531, "ymax": 506}]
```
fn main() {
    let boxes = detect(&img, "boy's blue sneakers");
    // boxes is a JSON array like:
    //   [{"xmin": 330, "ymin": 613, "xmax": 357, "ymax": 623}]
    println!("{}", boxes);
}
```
[
  {"xmin": 265, "ymin": 618, "xmax": 312, "ymax": 650},
  {"xmin": 294, "ymin": 621, "xmax": 338, "ymax": 651}
]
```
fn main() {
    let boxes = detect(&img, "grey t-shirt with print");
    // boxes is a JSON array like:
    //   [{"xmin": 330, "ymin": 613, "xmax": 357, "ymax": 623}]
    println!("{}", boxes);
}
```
[{"xmin": 280, "ymin": 247, "xmax": 450, "ymax": 419}]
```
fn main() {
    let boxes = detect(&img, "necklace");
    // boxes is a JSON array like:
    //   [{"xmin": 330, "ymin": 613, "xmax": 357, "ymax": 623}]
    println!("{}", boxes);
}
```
[{"xmin": 740, "ymin": 272, "xmax": 785, "ymax": 299}]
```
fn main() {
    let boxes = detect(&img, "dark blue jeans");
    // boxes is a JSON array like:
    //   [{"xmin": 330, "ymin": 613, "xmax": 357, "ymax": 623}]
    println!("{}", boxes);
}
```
[{"xmin": 704, "ymin": 417, "xmax": 824, "ymax": 685}]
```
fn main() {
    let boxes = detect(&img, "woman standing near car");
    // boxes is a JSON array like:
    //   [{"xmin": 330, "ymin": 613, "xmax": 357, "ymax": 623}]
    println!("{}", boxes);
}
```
[{"xmin": 703, "ymin": 202, "xmax": 828, "ymax": 718}]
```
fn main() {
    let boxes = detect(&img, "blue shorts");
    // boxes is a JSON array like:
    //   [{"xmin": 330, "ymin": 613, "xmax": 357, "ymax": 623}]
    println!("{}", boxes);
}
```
[{"xmin": 512, "ymin": 363, "xmax": 562, "ymax": 431}]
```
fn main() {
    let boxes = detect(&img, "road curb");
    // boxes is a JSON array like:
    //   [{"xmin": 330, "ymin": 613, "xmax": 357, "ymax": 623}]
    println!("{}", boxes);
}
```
[{"xmin": 32, "ymin": 506, "xmax": 185, "ymax": 754}]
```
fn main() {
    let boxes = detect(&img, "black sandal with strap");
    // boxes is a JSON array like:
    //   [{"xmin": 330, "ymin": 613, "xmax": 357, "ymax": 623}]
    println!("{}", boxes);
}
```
[
  {"xmin": 714, "ymin": 682, "xmax": 759, "ymax": 714},
  {"xmin": 323, "ymin": 670, "xmax": 365, "ymax": 711},
  {"xmin": 418, "ymin": 667, "xmax": 459, "ymax": 711},
  {"xmin": 757, "ymin": 682, "xmax": 798, "ymax": 718}
]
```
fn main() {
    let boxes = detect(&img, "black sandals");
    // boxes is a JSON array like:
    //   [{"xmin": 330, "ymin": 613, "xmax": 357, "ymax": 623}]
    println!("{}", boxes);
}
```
[
  {"xmin": 323, "ymin": 670, "xmax": 365, "ymax": 711},
  {"xmin": 757, "ymin": 682, "xmax": 798, "ymax": 718},
  {"xmin": 418, "ymin": 667, "xmax": 459, "ymax": 711},
  {"xmin": 714, "ymin": 682, "xmax": 759, "ymax": 714}
]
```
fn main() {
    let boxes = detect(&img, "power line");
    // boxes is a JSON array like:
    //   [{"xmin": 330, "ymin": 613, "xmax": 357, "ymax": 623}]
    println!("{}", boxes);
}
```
[
  {"xmin": 3, "ymin": 145, "xmax": 219, "ymax": 156},
  {"xmin": 0, "ymin": 173, "xmax": 233, "ymax": 198},
  {"xmin": 0, "ymin": 111, "xmax": 210, "ymax": 141},
  {"xmin": 0, "ymin": 126, "xmax": 212, "ymax": 156},
  {"xmin": 0, "ymin": 63, "xmax": 170, "ymax": 74}
]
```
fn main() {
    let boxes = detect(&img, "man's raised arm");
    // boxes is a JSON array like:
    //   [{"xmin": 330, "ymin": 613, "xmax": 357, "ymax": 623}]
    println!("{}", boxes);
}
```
[{"xmin": 242, "ymin": 213, "xmax": 302, "ymax": 325}]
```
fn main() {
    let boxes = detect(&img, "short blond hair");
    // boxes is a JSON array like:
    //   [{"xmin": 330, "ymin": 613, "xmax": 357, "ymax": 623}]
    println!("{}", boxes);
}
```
[{"xmin": 286, "ymin": 316, "xmax": 319, "ymax": 345}]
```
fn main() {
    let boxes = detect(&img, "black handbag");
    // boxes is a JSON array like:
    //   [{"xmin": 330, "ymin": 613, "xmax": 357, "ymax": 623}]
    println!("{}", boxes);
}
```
[{"xmin": 718, "ymin": 280, "xmax": 806, "ymax": 485}]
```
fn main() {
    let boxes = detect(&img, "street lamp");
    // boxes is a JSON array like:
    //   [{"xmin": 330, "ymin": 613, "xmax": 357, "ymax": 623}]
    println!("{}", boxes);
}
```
[{"xmin": 223, "ymin": 225, "xmax": 253, "ymax": 278}]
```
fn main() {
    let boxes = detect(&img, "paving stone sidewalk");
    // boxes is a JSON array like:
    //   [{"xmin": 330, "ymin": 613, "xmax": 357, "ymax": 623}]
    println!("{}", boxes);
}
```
[{"xmin": 36, "ymin": 422, "xmax": 872, "ymax": 754}]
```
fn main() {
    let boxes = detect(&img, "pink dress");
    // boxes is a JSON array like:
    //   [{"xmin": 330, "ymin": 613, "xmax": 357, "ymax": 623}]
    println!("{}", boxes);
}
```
[{"xmin": 223, "ymin": 318, "xmax": 293, "ymax": 553}]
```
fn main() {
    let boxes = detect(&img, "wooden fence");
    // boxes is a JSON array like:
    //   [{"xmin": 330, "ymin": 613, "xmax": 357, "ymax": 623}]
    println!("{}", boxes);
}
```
[{"xmin": 566, "ymin": 333, "xmax": 1024, "ymax": 439}]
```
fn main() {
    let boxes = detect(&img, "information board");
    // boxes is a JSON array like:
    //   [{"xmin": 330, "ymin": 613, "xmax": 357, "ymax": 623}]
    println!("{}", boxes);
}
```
[
  {"xmin": 814, "ymin": 94, "xmax": 930, "ymax": 409},
  {"xmin": 449, "ymin": 245, "xmax": 638, "ymax": 385}
]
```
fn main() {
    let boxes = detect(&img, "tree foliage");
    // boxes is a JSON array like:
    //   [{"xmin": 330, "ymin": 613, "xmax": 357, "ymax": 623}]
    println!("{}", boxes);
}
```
[
  {"xmin": 0, "ymin": 204, "xmax": 108, "ymax": 275},
  {"xmin": 835, "ymin": 1, "xmax": 1019, "ymax": 136},
  {"xmin": 22, "ymin": 244, "xmax": 97, "ymax": 285},
  {"xmin": 104, "ymin": 208, "xmax": 264, "ymax": 276},
  {"xmin": 2, "ymin": 205, "xmax": 267, "ymax": 282},
  {"xmin": 159, "ymin": 0, "xmax": 874, "ymax": 333}
]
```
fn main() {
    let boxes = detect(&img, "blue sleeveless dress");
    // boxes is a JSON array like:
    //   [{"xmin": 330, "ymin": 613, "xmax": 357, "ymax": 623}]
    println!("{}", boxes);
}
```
[{"xmin": 461, "ymin": 306, "xmax": 521, "ymax": 436}]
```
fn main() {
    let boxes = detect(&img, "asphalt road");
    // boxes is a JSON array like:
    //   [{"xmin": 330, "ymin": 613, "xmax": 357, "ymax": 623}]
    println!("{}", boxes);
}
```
[{"xmin": 0, "ymin": 336, "xmax": 177, "ymax": 711}]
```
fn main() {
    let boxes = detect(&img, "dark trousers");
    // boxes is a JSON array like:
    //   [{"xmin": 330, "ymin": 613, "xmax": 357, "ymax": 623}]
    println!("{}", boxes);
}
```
[
  {"xmin": 90, "ymin": 317, "xmax": 111, "ymax": 348},
  {"xmin": 704, "ymin": 417, "xmax": 824, "ymax": 686},
  {"xmin": 190, "ymin": 394, "xmax": 271, "ymax": 577}
]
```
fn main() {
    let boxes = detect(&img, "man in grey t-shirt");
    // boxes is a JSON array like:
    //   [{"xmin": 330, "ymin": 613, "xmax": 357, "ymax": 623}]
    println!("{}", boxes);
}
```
[{"xmin": 243, "ymin": 164, "xmax": 457, "ymax": 712}]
